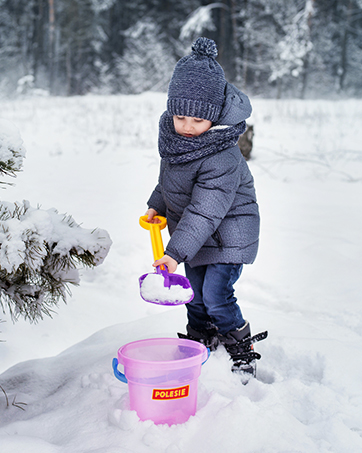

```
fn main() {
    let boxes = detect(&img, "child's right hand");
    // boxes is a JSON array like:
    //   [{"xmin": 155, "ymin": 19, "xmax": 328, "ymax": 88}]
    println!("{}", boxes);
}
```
[
  {"xmin": 145, "ymin": 208, "xmax": 161, "ymax": 223},
  {"xmin": 153, "ymin": 255, "xmax": 178, "ymax": 273}
]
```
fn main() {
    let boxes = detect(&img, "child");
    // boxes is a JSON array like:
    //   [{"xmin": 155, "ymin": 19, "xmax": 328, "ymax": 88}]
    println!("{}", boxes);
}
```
[{"xmin": 146, "ymin": 37, "xmax": 267, "ymax": 377}]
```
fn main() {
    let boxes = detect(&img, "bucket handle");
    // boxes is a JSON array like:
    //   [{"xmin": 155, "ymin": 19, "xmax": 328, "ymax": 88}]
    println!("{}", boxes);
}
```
[
  {"xmin": 202, "ymin": 348, "xmax": 210, "ymax": 365},
  {"xmin": 112, "ymin": 358, "xmax": 128, "ymax": 384}
]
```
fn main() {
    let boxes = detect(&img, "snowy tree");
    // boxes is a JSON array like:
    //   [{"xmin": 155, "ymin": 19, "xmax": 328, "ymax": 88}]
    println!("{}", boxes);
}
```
[
  {"xmin": 269, "ymin": 0, "xmax": 315, "ymax": 98},
  {"xmin": 334, "ymin": 0, "xmax": 362, "ymax": 94},
  {"xmin": 0, "ymin": 119, "xmax": 112, "ymax": 322},
  {"xmin": 1, "ymin": 0, "xmax": 362, "ymax": 98},
  {"xmin": 180, "ymin": 3, "xmax": 225, "ymax": 41},
  {"xmin": 115, "ymin": 20, "xmax": 177, "ymax": 94}
]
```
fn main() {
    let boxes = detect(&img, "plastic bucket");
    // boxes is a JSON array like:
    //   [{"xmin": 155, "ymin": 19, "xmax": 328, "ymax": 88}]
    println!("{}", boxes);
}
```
[{"xmin": 112, "ymin": 337, "xmax": 209, "ymax": 425}]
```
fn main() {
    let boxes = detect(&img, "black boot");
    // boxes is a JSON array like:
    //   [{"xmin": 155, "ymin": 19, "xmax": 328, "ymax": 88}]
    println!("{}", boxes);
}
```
[
  {"xmin": 178, "ymin": 324, "xmax": 220, "ymax": 351},
  {"xmin": 219, "ymin": 321, "xmax": 268, "ymax": 379}
]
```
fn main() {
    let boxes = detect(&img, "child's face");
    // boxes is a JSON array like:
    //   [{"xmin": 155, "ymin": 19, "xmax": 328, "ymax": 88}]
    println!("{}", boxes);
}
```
[{"xmin": 173, "ymin": 115, "xmax": 212, "ymax": 138}]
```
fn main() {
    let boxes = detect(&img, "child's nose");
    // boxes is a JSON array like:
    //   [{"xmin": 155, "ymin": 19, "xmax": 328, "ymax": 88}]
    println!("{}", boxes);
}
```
[{"xmin": 185, "ymin": 121, "xmax": 193, "ymax": 131}]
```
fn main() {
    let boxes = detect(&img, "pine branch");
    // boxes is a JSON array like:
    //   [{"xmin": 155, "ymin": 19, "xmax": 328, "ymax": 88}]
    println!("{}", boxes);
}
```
[
  {"xmin": 0, "ymin": 201, "xmax": 112, "ymax": 323},
  {"xmin": 0, "ymin": 319, "xmax": 4, "ymax": 342},
  {"xmin": 1, "ymin": 124, "xmax": 111, "ymax": 323},
  {"xmin": 0, "ymin": 151, "xmax": 23, "ymax": 178},
  {"xmin": 1, "ymin": 119, "xmax": 25, "ymax": 186}
]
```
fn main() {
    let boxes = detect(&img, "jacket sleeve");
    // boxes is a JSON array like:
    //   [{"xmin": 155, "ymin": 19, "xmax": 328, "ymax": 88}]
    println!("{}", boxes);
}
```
[
  {"xmin": 147, "ymin": 161, "xmax": 167, "ymax": 216},
  {"xmin": 165, "ymin": 149, "xmax": 241, "ymax": 263},
  {"xmin": 147, "ymin": 183, "xmax": 167, "ymax": 217}
]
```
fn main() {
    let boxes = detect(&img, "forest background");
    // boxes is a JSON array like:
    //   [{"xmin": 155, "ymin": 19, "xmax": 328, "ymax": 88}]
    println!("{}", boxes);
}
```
[{"xmin": 1, "ymin": 0, "xmax": 362, "ymax": 100}]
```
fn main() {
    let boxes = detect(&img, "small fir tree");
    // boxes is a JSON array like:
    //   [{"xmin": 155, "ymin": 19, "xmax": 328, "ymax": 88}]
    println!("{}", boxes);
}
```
[{"xmin": 0, "ymin": 119, "xmax": 111, "ymax": 322}]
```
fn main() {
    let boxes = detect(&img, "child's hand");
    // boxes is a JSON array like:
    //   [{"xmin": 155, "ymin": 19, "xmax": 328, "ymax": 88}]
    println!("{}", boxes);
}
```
[
  {"xmin": 153, "ymin": 255, "xmax": 178, "ymax": 273},
  {"xmin": 145, "ymin": 208, "xmax": 160, "ymax": 223}
]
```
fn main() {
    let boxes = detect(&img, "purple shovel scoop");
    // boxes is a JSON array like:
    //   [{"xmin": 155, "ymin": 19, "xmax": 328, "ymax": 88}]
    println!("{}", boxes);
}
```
[{"xmin": 139, "ymin": 215, "xmax": 194, "ymax": 306}]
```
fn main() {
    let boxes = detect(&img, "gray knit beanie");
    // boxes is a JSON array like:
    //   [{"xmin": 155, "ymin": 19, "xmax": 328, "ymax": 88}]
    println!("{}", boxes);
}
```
[{"xmin": 167, "ymin": 37, "xmax": 226, "ymax": 122}]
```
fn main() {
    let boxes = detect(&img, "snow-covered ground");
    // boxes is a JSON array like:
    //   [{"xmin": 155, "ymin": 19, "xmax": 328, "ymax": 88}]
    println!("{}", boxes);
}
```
[{"xmin": 1, "ymin": 93, "xmax": 362, "ymax": 452}]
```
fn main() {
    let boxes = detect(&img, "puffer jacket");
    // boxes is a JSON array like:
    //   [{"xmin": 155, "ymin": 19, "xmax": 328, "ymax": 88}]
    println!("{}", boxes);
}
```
[{"xmin": 147, "ymin": 83, "xmax": 260, "ymax": 268}]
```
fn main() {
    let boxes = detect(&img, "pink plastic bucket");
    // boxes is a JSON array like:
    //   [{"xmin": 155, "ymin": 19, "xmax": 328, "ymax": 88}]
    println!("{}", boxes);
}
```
[{"xmin": 112, "ymin": 338, "xmax": 209, "ymax": 425}]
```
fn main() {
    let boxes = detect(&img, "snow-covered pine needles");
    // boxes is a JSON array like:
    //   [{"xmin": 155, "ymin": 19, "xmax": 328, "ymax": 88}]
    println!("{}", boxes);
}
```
[{"xmin": 0, "ymin": 119, "xmax": 112, "ymax": 322}]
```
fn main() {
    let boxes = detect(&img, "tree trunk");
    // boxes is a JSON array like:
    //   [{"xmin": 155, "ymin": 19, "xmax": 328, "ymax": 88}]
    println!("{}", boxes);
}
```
[
  {"xmin": 230, "ymin": 0, "xmax": 242, "ymax": 85},
  {"xmin": 66, "ymin": 43, "xmax": 72, "ymax": 96},
  {"xmin": 48, "ymin": 0, "xmax": 55, "ymax": 94},
  {"xmin": 300, "ymin": 0, "xmax": 315, "ymax": 99},
  {"xmin": 338, "ymin": 0, "xmax": 353, "ymax": 92}
]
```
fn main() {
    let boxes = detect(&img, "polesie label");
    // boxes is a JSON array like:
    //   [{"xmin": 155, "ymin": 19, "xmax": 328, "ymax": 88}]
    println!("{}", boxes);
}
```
[{"xmin": 152, "ymin": 385, "xmax": 190, "ymax": 400}]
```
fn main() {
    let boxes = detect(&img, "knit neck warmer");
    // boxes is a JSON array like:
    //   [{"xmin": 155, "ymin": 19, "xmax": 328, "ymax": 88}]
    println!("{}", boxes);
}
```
[{"xmin": 158, "ymin": 111, "xmax": 246, "ymax": 164}]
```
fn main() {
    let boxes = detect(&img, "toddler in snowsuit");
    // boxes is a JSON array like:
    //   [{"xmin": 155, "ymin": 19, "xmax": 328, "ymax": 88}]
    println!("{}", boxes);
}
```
[{"xmin": 146, "ymin": 37, "xmax": 267, "ymax": 377}]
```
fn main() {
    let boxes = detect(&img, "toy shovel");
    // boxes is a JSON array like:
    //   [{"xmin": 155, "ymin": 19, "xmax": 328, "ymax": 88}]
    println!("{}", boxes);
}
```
[{"xmin": 139, "ymin": 215, "xmax": 194, "ymax": 305}]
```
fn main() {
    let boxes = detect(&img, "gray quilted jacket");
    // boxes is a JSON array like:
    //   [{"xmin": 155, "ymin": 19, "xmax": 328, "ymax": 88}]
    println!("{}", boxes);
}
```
[{"xmin": 147, "ymin": 83, "xmax": 260, "ymax": 268}]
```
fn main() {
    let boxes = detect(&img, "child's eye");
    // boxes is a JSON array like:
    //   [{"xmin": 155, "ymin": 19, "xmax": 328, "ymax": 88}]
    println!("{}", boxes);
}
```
[
  {"xmin": 176, "ymin": 116, "xmax": 185, "ymax": 120},
  {"xmin": 194, "ymin": 118, "xmax": 204, "ymax": 123}
]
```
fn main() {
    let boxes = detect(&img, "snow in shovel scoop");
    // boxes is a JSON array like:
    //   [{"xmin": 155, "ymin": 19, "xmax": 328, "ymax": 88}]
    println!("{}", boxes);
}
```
[{"xmin": 140, "ymin": 272, "xmax": 193, "ymax": 304}]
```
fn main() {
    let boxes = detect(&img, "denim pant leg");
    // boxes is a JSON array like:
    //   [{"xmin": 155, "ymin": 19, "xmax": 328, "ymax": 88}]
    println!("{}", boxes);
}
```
[
  {"xmin": 184, "ymin": 264, "xmax": 213, "ymax": 331},
  {"xmin": 185, "ymin": 263, "xmax": 245, "ymax": 336}
]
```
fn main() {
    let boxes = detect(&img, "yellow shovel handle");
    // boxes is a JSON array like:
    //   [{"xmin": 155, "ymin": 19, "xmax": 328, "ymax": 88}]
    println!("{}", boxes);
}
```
[{"xmin": 139, "ymin": 215, "xmax": 167, "ymax": 262}]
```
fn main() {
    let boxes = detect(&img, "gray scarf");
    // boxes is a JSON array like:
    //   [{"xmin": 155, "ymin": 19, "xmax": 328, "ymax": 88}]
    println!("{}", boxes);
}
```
[{"xmin": 158, "ymin": 111, "xmax": 245, "ymax": 164}]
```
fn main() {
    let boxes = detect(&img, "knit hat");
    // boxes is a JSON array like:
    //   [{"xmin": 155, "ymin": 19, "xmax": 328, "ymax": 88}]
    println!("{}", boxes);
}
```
[{"xmin": 167, "ymin": 37, "xmax": 226, "ymax": 122}]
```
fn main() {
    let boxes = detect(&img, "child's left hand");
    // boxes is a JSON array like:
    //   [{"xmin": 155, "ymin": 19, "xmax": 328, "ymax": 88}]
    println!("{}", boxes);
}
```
[
  {"xmin": 145, "ymin": 208, "xmax": 160, "ymax": 223},
  {"xmin": 153, "ymin": 255, "xmax": 178, "ymax": 273}
]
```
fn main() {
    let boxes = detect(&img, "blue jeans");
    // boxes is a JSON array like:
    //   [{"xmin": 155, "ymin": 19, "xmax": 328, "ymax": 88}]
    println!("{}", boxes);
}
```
[{"xmin": 184, "ymin": 263, "xmax": 245, "ymax": 336}]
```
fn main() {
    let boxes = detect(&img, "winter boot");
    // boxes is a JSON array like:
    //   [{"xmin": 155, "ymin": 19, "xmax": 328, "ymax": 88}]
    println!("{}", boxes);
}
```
[
  {"xmin": 178, "ymin": 324, "xmax": 219, "ymax": 351},
  {"xmin": 219, "ymin": 321, "xmax": 268, "ymax": 379}
]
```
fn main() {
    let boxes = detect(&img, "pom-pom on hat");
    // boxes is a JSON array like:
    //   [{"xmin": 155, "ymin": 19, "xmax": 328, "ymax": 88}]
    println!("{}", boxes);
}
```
[{"xmin": 167, "ymin": 37, "xmax": 226, "ymax": 123}]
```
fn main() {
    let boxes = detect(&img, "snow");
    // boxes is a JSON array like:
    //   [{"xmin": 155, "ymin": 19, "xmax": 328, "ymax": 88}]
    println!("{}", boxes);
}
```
[
  {"xmin": 140, "ymin": 272, "xmax": 193, "ymax": 305},
  {"xmin": 1, "ymin": 93, "xmax": 362, "ymax": 452}
]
